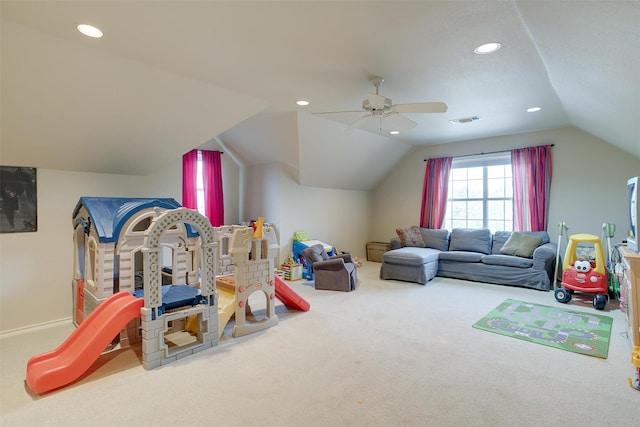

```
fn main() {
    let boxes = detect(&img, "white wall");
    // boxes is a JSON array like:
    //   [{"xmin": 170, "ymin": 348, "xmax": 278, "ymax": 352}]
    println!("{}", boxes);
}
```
[
  {"xmin": 244, "ymin": 163, "xmax": 282, "ymax": 228},
  {"xmin": 244, "ymin": 162, "xmax": 371, "ymax": 264},
  {"xmin": 278, "ymin": 165, "xmax": 371, "ymax": 261},
  {"xmin": 372, "ymin": 127, "xmax": 640, "ymax": 249},
  {"xmin": 0, "ymin": 169, "xmax": 152, "ymax": 332}
]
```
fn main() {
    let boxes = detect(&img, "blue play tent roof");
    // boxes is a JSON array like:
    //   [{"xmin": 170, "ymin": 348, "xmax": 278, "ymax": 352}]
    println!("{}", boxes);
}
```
[{"xmin": 72, "ymin": 197, "xmax": 198, "ymax": 243}]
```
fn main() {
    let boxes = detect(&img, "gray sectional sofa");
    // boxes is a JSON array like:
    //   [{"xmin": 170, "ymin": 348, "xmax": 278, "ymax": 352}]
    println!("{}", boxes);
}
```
[{"xmin": 379, "ymin": 227, "xmax": 557, "ymax": 291}]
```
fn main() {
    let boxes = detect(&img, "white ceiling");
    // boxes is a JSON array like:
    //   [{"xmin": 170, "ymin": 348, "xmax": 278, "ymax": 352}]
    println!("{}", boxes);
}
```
[{"xmin": 1, "ymin": 1, "xmax": 639, "ymax": 189}]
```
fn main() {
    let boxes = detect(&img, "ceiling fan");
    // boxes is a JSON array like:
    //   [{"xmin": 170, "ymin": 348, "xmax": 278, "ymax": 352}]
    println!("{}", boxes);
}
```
[{"xmin": 314, "ymin": 76, "xmax": 448, "ymax": 132}]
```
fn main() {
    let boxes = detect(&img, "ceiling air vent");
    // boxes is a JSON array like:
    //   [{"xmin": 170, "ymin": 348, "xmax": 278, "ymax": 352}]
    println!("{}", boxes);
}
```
[{"xmin": 449, "ymin": 116, "xmax": 481, "ymax": 124}]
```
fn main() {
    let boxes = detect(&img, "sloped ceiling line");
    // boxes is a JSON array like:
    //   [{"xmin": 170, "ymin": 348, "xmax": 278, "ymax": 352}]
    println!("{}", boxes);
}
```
[{"xmin": 511, "ymin": 0, "xmax": 560, "ymax": 111}]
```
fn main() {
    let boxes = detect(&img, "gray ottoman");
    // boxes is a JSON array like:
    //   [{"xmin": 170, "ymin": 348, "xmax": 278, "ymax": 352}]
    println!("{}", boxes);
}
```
[{"xmin": 379, "ymin": 247, "xmax": 441, "ymax": 285}]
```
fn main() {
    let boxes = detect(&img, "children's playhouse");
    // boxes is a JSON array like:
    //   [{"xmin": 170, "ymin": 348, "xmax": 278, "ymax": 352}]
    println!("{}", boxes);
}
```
[{"xmin": 26, "ymin": 197, "xmax": 308, "ymax": 395}]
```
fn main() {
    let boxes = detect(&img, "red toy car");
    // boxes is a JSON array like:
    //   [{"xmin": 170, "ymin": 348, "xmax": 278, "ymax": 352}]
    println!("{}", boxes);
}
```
[{"xmin": 555, "ymin": 233, "xmax": 609, "ymax": 310}]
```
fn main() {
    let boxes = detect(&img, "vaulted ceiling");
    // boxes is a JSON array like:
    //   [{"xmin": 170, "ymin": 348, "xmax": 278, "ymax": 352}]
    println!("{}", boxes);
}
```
[{"xmin": 1, "ymin": 1, "xmax": 638, "ymax": 190}]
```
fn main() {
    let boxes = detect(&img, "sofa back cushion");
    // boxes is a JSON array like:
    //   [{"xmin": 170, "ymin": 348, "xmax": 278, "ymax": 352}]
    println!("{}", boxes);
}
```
[
  {"xmin": 449, "ymin": 228, "xmax": 492, "ymax": 254},
  {"xmin": 491, "ymin": 231, "xmax": 512, "ymax": 254},
  {"xmin": 419, "ymin": 228, "xmax": 450, "ymax": 251},
  {"xmin": 527, "ymin": 231, "xmax": 550, "ymax": 245},
  {"xmin": 301, "ymin": 243, "xmax": 329, "ymax": 264}
]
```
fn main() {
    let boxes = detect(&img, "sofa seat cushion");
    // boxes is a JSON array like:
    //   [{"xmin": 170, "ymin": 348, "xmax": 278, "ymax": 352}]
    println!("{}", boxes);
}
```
[
  {"xmin": 481, "ymin": 254, "xmax": 534, "ymax": 268},
  {"xmin": 383, "ymin": 247, "xmax": 440, "ymax": 266},
  {"xmin": 438, "ymin": 251, "xmax": 484, "ymax": 263}
]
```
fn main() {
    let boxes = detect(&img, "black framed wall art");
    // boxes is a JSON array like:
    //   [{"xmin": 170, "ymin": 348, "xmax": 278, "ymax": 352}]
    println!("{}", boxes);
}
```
[{"xmin": 0, "ymin": 166, "xmax": 37, "ymax": 233}]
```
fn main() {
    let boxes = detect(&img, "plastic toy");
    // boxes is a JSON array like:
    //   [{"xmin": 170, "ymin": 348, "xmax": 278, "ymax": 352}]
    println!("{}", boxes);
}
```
[
  {"xmin": 602, "ymin": 222, "xmax": 620, "ymax": 297},
  {"xmin": 554, "ymin": 232, "xmax": 609, "ymax": 310},
  {"xmin": 552, "ymin": 222, "xmax": 566, "ymax": 290},
  {"xmin": 26, "ymin": 199, "xmax": 310, "ymax": 395},
  {"xmin": 70, "ymin": 197, "xmax": 196, "ymax": 326},
  {"xmin": 630, "ymin": 346, "xmax": 640, "ymax": 391},
  {"xmin": 26, "ymin": 292, "xmax": 144, "ymax": 395},
  {"xmin": 273, "ymin": 275, "xmax": 310, "ymax": 311},
  {"xmin": 228, "ymin": 222, "xmax": 279, "ymax": 337}
]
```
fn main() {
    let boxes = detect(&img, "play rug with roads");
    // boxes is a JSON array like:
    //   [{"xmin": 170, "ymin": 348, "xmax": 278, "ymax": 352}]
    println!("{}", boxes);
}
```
[{"xmin": 473, "ymin": 298, "xmax": 613, "ymax": 358}]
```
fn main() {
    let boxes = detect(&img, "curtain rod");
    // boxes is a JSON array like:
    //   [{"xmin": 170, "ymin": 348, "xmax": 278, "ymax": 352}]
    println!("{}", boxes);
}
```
[
  {"xmin": 423, "ymin": 144, "xmax": 554, "ymax": 161},
  {"xmin": 191, "ymin": 149, "xmax": 224, "ymax": 154}
]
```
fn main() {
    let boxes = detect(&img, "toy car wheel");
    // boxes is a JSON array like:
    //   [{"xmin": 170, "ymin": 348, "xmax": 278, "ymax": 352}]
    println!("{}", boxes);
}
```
[
  {"xmin": 593, "ymin": 294, "xmax": 607, "ymax": 310},
  {"xmin": 555, "ymin": 289, "xmax": 571, "ymax": 303}
]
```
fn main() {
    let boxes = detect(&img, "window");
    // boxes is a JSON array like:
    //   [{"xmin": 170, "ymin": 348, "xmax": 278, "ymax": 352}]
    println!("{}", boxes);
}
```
[
  {"xmin": 86, "ymin": 237, "xmax": 97, "ymax": 291},
  {"xmin": 442, "ymin": 153, "xmax": 513, "ymax": 233},
  {"xmin": 195, "ymin": 151, "xmax": 206, "ymax": 216}
]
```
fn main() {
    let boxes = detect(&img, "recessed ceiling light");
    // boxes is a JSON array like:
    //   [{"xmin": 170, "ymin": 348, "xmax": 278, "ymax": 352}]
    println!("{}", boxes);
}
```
[
  {"xmin": 389, "ymin": 130, "xmax": 400, "ymax": 135},
  {"xmin": 77, "ymin": 24, "xmax": 103, "ymax": 38},
  {"xmin": 527, "ymin": 107, "xmax": 542, "ymax": 112},
  {"xmin": 296, "ymin": 100, "xmax": 309, "ymax": 106},
  {"xmin": 474, "ymin": 42, "xmax": 501, "ymax": 54}
]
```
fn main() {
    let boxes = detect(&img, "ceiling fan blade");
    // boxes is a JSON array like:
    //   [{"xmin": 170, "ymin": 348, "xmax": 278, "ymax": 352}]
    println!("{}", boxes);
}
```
[
  {"xmin": 392, "ymin": 102, "xmax": 448, "ymax": 114},
  {"xmin": 313, "ymin": 110, "xmax": 365, "ymax": 115},
  {"xmin": 366, "ymin": 93, "xmax": 388, "ymax": 110},
  {"xmin": 385, "ymin": 113, "xmax": 417, "ymax": 130},
  {"xmin": 346, "ymin": 114, "xmax": 372, "ymax": 131}
]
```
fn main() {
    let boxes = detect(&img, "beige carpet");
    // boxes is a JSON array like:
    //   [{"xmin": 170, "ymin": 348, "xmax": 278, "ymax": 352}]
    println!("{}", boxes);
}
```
[{"xmin": 1, "ymin": 262, "xmax": 639, "ymax": 426}]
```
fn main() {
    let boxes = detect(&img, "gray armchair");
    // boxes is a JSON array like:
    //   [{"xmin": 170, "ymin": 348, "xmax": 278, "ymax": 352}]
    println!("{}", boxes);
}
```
[{"xmin": 300, "ymin": 244, "xmax": 358, "ymax": 291}]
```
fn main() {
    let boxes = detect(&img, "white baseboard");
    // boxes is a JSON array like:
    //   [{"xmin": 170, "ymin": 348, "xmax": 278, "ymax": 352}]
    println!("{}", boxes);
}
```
[{"xmin": 0, "ymin": 317, "xmax": 72, "ymax": 338}]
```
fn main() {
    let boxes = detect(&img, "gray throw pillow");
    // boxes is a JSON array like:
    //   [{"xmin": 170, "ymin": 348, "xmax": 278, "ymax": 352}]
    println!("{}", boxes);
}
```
[{"xmin": 499, "ymin": 232, "xmax": 542, "ymax": 258}]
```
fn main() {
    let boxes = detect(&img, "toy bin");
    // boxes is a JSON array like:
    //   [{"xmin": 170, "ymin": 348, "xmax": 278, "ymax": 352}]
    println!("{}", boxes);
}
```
[{"xmin": 366, "ymin": 241, "xmax": 391, "ymax": 263}]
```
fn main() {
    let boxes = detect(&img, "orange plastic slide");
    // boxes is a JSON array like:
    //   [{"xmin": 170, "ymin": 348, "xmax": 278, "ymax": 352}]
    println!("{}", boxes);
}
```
[
  {"xmin": 26, "ymin": 291, "xmax": 144, "ymax": 395},
  {"xmin": 273, "ymin": 275, "xmax": 310, "ymax": 311}
]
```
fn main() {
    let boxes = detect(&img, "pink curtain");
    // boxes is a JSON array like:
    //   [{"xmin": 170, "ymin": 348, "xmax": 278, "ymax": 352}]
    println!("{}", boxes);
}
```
[
  {"xmin": 201, "ymin": 150, "xmax": 224, "ymax": 226},
  {"xmin": 182, "ymin": 149, "xmax": 199, "ymax": 210},
  {"xmin": 512, "ymin": 145, "xmax": 553, "ymax": 231},
  {"xmin": 419, "ymin": 157, "xmax": 452, "ymax": 229},
  {"xmin": 182, "ymin": 149, "xmax": 224, "ymax": 226}
]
